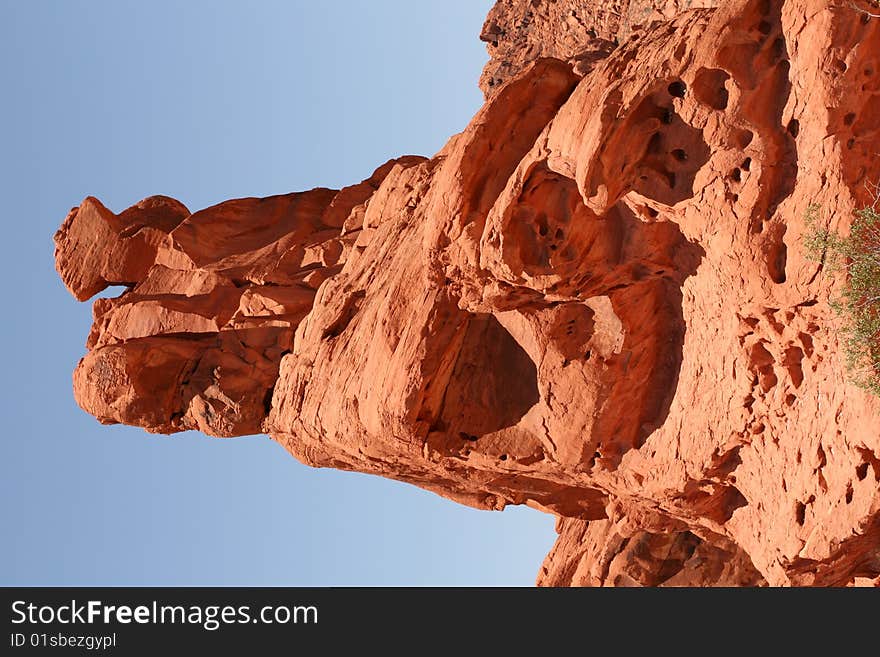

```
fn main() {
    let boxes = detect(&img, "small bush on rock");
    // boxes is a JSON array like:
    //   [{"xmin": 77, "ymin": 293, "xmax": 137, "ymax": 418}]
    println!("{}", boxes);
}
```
[{"xmin": 805, "ymin": 203, "xmax": 880, "ymax": 395}]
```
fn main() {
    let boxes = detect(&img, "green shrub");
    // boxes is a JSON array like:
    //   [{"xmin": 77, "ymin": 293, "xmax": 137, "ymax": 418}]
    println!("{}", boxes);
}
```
[{"xmin": 804, "ymin": 203, "xmax": 880, "ymax": 395}]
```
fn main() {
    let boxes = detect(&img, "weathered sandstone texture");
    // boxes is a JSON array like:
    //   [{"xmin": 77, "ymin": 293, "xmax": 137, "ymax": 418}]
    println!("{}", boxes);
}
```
[{"xmin": 55, "ymin": 0, "xmax": 880, "ymax": 586}]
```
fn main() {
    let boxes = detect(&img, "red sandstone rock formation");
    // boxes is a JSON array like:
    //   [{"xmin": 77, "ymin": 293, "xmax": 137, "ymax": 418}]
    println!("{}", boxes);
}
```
[{"xmin": 55, "ymin": 0, "xmax": 880, "ymax": 586}]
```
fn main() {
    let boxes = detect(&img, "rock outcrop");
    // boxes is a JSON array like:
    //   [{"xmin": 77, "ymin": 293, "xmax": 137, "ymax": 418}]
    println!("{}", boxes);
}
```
[{"xmin": 54, "ymin": 0, "xmax": 880, "ymax": 586}]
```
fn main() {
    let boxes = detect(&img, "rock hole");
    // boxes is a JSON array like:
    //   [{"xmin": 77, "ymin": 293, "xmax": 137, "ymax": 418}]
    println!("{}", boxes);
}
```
[
  {"xmin": 795, "ymin": 501, "xmax": 806, "ymax": 525},
  {"xmin": 437, "ymin": 314, "xmax": 540, "ymax": 439},
  {"xmin": 845, "ymin": 483, "xmax": 854, "ymax": 505},
  {"xmin": 671, "ymin": 148, "xmax": 688, "ymax": 162},
  {"xmin": 536, "ymin": 213, "xmax": 549, "ymax": 237},
  {"xmin": 856, "ymin": 462, "xmax": 869, "ymax": 481},
  {"xmin": 692, "ymin": 68, "xmax": 730, "ymax": 110},
  {"xmin": 730, "ymin": 168, "xmax": 742, "ymax": 183},
  {"xmin": 784, "ymin": 345, "xmax": 804, "ymax": 388},
  {"xmin": 844, "ymin": 113, "xmax": 856, "ymax": 126},
  {"xmin": 667, "ymin": 80, "xmax": 687, "ymax": 98},
  {"xmin": 499, "ymin": 454, "xmax": 508, "ymax": 462},
  {"xmin": 857, "ymin": 447, "xmax": 880, "ymax": 480},
  {"xmin": 786, "ymin": 119, "xmax": 800, "ymax": 138},
  {"xmin": 758, "ymin": 20, "xmax": 772, "ymax": 35},
  {"xmin": 767, "ymin": 232, "xmax": 787, "ymax": 284},
  {"xmin": 718, "ymin": 486, "xmax": 748, "ymax": 523},
  {"xmin": 735, "ymin": 129, "xmax": 754, "ymax": 148},
  {"xmin": 742, "ymin": 157, "xmax": 752, "ymax": 171},
  {"xmin": 798, "ymin": 332, "xmax": 814, "ymax": 357}
]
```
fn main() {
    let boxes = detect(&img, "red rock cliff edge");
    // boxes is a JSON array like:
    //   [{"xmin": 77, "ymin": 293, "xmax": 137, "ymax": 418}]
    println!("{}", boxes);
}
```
[{"xmin": 54, "ymin": 0, "xmax": 880, "ymax": 586}]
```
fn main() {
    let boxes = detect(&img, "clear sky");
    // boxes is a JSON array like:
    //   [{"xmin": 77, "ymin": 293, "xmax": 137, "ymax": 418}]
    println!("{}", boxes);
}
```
[{"xmin": 0, "ymin": 0, "xmax": 558, "ymax": 585}]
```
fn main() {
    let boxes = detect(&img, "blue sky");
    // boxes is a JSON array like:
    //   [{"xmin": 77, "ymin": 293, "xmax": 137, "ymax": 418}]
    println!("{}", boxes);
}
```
[{"xmin": 0, "ymin": 0, "xmax": 558, "ymax": 585}]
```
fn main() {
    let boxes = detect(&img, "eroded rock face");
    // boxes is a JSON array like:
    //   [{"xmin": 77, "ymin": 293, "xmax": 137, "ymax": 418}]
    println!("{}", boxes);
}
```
[
  {"xmin": 55, "ymin": 0, "xmax": 880, "ymax": 586},
  {"xmin": 479, "ymin": 0, "xmax": 721, "ymax": 96},
  {"xmin": 55, "ymin": 159, "xmax": 423, "ymax": 437}
]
